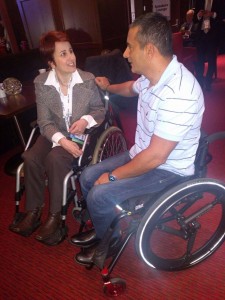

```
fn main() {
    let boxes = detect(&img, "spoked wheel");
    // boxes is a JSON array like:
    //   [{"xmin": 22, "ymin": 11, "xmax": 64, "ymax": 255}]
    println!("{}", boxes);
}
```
[
  {"xmin": 91, "ymin": 126, "xmax": 127, "ymax": 164},
  {"xmin": 103, "ymin": 278, "xmax": 126, "ymax": 297},
  {"xmin": 135, "ymin": 178, "xmax": 225, "ymax": 271}
]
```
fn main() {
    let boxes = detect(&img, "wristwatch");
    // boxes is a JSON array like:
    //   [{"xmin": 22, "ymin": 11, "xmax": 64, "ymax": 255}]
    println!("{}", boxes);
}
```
[{"xmin": 108, "ymin": 172, "xmax": 117, "ymax": 182}]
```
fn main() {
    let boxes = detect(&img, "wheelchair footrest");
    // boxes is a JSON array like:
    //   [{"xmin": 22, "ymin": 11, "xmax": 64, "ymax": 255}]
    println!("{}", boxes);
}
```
[{"xmin": 93, "ymin": 236, "xmax": 122, "ymax": 270}]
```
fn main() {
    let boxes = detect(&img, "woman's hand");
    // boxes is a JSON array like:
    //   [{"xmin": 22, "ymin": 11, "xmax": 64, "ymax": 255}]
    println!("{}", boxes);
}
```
[
  {"xmin": 59, "ymin": 137, "xmax": 83, "ymax": 158},
  {"xmin": 69, "ymin": 119, "xmax": 88, "ymax": 135},
  {"xmin": 95, "ymin": 77, "xmax": 110, "ymax": 91}
]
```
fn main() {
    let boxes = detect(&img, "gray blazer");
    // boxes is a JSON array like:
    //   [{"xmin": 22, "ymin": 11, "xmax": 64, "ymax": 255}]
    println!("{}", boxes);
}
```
[{"xmin": 34, "ymin": 69, "xmax": 105, "ymax": 141}]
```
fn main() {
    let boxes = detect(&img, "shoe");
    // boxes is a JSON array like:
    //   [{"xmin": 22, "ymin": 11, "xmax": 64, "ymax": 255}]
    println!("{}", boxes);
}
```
[
  {"xmin": 70, "ymin": 229, "xmax": 100, "ymax": 248},
  {"xmin": 35, "ymin": 212, "xmax": 61, "ymax": 241},
  {"xmin": 9, "ymin": 207, "xmax": 42, "ymax": 237},
  {"xmin": 75, "ymin": 243, "xmax": 99, "ymax": 266},
  {"xmin": 75, "ymin": 236, "xmax": 121, "ymax": 266}
]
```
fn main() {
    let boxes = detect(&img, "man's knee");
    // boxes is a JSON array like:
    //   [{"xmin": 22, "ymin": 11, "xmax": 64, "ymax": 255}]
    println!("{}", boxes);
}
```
[
  {"xmin": 86, "ymin": 185, "xmax": 106, "ymax": 213},
  {"xmin": 80, "ymin": 164, "xmax": 97, "ymax": 190}
]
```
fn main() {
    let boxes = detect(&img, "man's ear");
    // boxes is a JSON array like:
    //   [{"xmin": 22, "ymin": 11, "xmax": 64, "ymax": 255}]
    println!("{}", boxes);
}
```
[{"xmin": 145, "ymin": 43, "xmax": 154, "ymax": 57}]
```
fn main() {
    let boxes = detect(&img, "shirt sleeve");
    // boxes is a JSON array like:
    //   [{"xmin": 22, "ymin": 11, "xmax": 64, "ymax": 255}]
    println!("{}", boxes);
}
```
[
  {"xmin": 81, "ymin": 115, "xmax": 97, "ymax": 128},
  {"xmin": 52, "ymin": 132, "xmax": 66, "ymax": 145},
  {"xmin": 51, "ymin": 115, "xmax": 97, "ymax": 146}
]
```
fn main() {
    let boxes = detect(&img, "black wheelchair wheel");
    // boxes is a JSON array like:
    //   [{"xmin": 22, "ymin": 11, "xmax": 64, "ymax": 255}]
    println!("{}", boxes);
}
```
[
  {"xmin": 135, "ymin": 178, "xmax": 225, "ymax": 271},
  {"xmin": 91, "ymin": 126, "xmax": 127, "ymax": 164}
]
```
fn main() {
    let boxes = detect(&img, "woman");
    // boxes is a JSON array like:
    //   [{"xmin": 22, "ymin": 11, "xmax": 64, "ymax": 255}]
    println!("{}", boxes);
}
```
[{"xmin": 10, "ymin": 31, "xmax": 105, "ymax": 243}]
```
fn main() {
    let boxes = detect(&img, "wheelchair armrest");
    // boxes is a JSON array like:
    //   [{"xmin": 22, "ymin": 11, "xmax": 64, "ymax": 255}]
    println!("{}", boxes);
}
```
[
  {"xmin": 30, "ymin": 120, "xmax": 38, "ymax": 129},
  {"xmin": 207, "ymin": 131, "xmax": 225, "ymax": 144},
  {"xmin": 84, "ymin": 118, "xmax": 108, "ymax": 136},
  {"xmin": 84, "ymin": 125, "xmax": 101, "ymax": 135}
]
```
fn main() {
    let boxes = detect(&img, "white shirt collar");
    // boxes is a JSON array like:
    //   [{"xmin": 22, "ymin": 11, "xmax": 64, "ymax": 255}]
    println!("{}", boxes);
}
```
[
  {"xmin": 145, "ymin": 55, "xmax": 178, "ymax": 90},
  {"xmin": 44, "ymin": 69, "xmax": 83, "ymax": 90}
]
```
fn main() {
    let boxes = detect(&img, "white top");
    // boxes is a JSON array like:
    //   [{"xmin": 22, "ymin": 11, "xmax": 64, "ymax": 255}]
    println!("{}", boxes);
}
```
[
  {"xmin": 130, "ymin": 55, "xmax": 205, "ymax": 176},
  {"xmin": 44, "ymin": 69, "xmax": 97, "ymax": 146}
]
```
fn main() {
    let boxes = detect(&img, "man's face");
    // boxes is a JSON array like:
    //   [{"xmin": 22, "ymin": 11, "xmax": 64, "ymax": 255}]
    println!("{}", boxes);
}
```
[
  {"xmin": 186, "ymin": 12, "xmax": 193, "ymax": 23},
  {"xmin": 123, "ymin": 26, "xmax": 146, "ymax": 75}
]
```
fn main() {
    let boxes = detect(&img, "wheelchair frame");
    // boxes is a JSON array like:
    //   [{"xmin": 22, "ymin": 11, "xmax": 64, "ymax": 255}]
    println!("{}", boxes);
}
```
[
  {"xmin": 10, "ymin": 92, "xmax": 128, "ymax": 245},
  {"xmin": 76, "ymin": 130, "xmax": 225, "ymax": 297}
]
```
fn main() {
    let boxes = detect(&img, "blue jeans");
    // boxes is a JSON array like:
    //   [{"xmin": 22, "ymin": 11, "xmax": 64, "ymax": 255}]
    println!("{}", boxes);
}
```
[{"xmin": 80, "ymin": 151, "xmax": 183, "ymax": 239}]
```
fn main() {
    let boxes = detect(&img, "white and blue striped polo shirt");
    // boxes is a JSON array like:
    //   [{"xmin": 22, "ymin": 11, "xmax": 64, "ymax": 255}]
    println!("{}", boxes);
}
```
[{"xmin": 130, "ymin": 55, "xmax": 205, "ymax": 176}]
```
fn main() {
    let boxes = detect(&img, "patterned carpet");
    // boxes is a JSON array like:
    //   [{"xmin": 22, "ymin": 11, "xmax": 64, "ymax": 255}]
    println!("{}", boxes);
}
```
[{"xmin": 0, "ymin": 55, "xmax": 225, "ymax": 299}]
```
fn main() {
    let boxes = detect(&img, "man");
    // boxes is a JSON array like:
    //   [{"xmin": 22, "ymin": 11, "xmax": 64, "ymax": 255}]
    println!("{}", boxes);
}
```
[
  {"xmin": 71, "ymin": 12, "xmax": 205, "ymax": 266},
  {"xmin": 180, "ymin": 9, "xmax": 197, "ymax": 47},
  {"xmin": 193, "ymin": 0, "xmax": 225, "ymax": 91}
]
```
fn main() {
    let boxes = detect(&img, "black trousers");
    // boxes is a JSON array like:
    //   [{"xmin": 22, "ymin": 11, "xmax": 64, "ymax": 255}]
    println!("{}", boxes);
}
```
[
  {"xmin": 22, "ymin": 135, "xmax": 74, "ymax": 213},
  {"xmin": 195, "ymin": 30, "xmax": 219, "ymax": 87}
]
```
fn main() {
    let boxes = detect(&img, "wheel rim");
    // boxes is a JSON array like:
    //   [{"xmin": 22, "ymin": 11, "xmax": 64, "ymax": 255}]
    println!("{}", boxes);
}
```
[
  {"xmin": 99, "ymin": 132, "xmax": 126, "ymax": 162},
  {"xmin": 137, "ymin": 184, "xmax": 225, "ymax": 271},
  {"xmin": 92, "ymin": 127, "xmax": 127, "ymax": 164}
]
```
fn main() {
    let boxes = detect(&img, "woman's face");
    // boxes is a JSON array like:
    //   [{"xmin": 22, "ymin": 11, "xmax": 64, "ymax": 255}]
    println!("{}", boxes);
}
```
[{"xmin": 51, "ymin": 41, "xmax": 76, "ymax": 74}]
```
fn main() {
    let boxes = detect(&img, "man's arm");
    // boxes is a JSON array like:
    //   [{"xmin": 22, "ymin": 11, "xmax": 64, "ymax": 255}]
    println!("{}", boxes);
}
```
[
  {"xmin": 95, "ymin": 77, "xmax": 137, "ymax": 97},
  {"xmin": 95, "ymin": 134, "xmax": 178, "ymax": 185}
]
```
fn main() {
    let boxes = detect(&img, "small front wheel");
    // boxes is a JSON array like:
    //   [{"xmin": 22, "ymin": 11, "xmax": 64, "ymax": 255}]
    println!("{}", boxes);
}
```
[{"xmin": 103, "ymin": 278, "xmax": 126, "ymax": 297}]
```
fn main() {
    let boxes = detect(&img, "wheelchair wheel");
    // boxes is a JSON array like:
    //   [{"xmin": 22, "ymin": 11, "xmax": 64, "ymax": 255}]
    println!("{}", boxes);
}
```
[
  {"xmin": 91, "ymin": 126, "xmax": 127, "ymax": 164},
  {"xmin": 135, "ymin": 178, "xmax": 225, "ymax": 271},
  {"xmin": 103, "ymin": 278, "xmax": 126, "ymax": 297}
]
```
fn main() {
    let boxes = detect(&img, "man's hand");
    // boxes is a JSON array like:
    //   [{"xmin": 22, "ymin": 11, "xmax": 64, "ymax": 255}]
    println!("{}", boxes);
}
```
[
  {"xmin": 69, "ymin": 119, "xmax": 88, "ymax": 135},
  {"xmin": 94, "ymin": 172, "xmax": 110, "ymax": 185},
  {"xmin": 59, "ymin": 137, "xmax": 83, "ymax": 158},
  {"xmin": 203, "ymin": 10, "xmax": 213, "ymax": 18},
  {"xmin": 95, "ymin": 77, "xmax": 110, "ymax": 91},
  {"xmin": 198, "ymin": 10, "xmax": 205, "ymax": 18}
]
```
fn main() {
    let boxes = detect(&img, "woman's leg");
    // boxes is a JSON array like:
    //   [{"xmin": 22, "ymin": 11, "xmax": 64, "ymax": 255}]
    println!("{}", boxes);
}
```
[
  {"xmin": 45, "ymin": 145, "xmax": 74, "ymax": 213},
  {"xmin": 10, "ymin": 136, "xmax": 52, "ymax": 236},
  {"xmin": 34, "ymin": 145, "xmax": 74, "ymax": 241},
  {"xmin": 23, "ymin": 135, "xmax": 52, "ymax": 210}
]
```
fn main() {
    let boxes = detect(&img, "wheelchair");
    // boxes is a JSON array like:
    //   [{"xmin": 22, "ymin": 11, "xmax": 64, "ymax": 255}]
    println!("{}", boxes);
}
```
[
  {"xmin": 10, "ymin": 92, "xmax": 128, "ymax": 246},
  {"xmin": 74, "ymin": 130, "xmax": 225, "ymax": 297},
  {"xmin": 10, "ymin": 49, "xmax": 136, "ymax": 246}
]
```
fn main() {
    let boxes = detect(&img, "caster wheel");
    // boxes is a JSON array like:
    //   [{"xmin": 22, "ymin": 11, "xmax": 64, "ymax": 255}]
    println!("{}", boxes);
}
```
[{"xmin": 103, "ymin": 278, "xmax": 126, "ymax": 297}]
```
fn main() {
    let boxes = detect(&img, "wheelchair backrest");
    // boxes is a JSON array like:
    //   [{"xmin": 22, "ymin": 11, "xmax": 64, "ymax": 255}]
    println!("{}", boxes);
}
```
[{"xmin": 193, "ymin": 130, "xmax": 212, "ymax": 178}]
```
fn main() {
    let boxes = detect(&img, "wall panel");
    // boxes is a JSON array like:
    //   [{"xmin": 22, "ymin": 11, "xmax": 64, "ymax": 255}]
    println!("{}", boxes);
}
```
[
  {"xmin": 17, "ymin": 0, "xmax": 55, "ymax": 49},
  {"xmin": 59, "ymin": 0, "xmax": 101, "ymax": 44}
]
